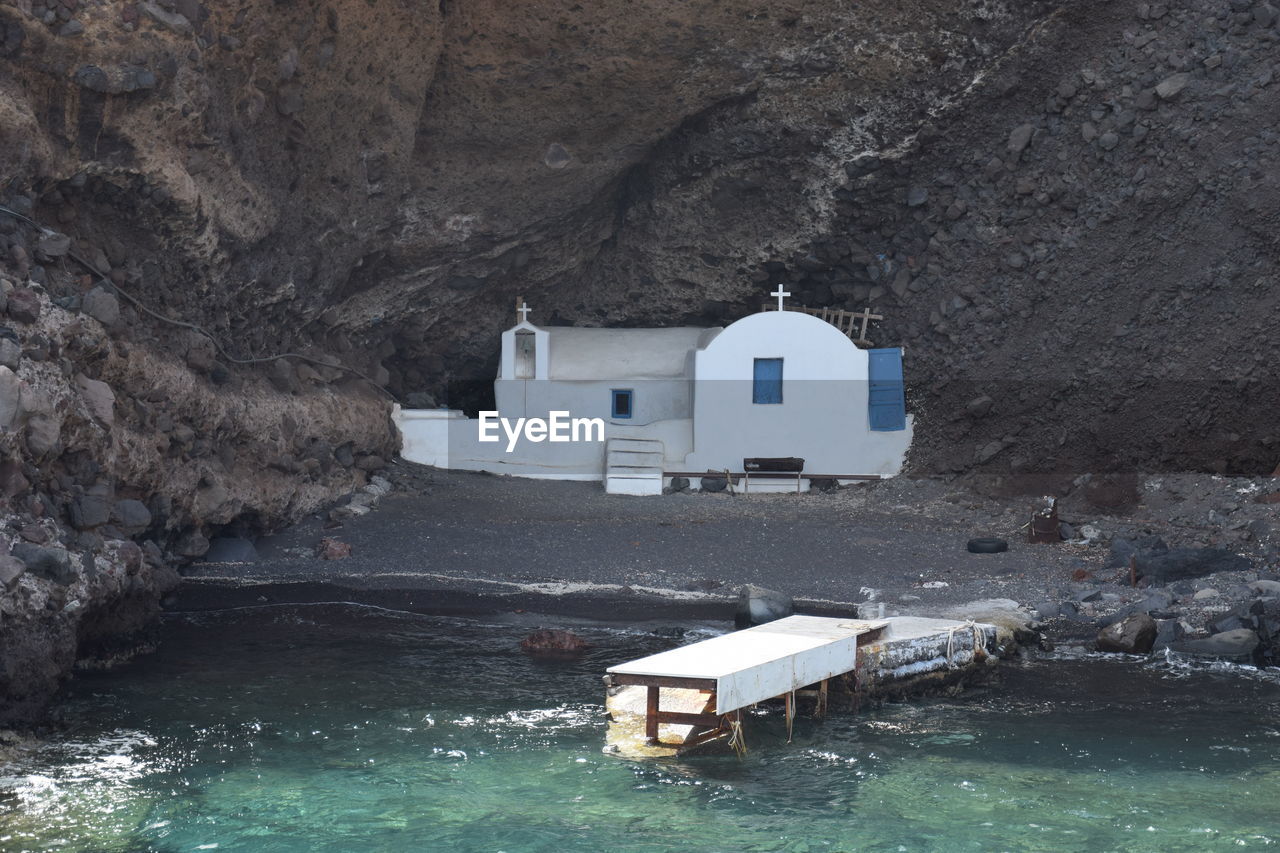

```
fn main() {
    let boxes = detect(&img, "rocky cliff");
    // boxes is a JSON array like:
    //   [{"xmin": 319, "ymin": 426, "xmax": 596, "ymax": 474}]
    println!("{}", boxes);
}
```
[{"xmin": 1, "ymin": 0, "xmax": 1278, "ymax": 719}]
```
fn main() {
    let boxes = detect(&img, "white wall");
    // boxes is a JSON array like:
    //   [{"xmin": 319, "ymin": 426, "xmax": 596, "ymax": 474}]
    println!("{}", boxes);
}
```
[
  {"xmin": 684, "ymin": 311, "xmax": 912, "ymax": 476},
  {"xmin": 395, "ymin": 406, "xmax": 694, "ymax": 478},
  {"xmin": 396, "ymin": 310, "xmax": 911, "ymax": 485},
  {"xmin": 495, "ymin": 378, "xmax": 691, "ymax": 425}
]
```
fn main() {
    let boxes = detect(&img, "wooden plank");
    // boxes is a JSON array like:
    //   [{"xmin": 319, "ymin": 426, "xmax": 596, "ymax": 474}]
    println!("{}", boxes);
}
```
[
  {"xmin": 609, "ymin": 673, "xmax": 716, "ymax": 691},
  {"xmin": 645, "ymin": 686, "xmax": 659, "ymax": 741}
]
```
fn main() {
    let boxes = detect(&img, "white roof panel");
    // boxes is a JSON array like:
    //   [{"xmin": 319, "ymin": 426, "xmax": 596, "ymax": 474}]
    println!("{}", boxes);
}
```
[{"xmin": 544, "ymin": 326, "xmax": 721, "ymax": 380}]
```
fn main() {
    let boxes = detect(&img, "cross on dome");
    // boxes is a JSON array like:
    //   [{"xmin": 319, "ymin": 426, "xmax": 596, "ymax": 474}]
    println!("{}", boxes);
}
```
[{"xmin": 771, "ymin": 285, "xmax": 791, "ymax": 311}]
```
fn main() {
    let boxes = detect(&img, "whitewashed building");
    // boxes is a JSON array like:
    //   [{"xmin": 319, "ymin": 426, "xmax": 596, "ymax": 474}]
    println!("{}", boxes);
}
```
[{"xmin": 395, "ymin": 294, "xmax": 913, "ymax": 494}]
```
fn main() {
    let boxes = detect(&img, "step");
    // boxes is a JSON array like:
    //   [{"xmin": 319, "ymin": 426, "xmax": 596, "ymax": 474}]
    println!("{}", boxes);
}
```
[
  {"xmin": 607, "ymin": 449, "xmax": 664, "ymax": 467},
  {"xmin": 605, "ymin": 466, "xmax": 662, "ymax": 479},
  {"xmin": 606, "ymin": 476, "xmax": 664, "ymax": 496},
  {"xmin": 607, "ymin": 438, "xmax": 665, "ymax": 453}
]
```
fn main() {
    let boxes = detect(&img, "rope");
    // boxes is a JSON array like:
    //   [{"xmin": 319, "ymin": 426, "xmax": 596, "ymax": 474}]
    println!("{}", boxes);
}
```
[
  {"xmin": 726, "ymin": 712, "xmax": 747, "ymax": 757},
  {"xmin": 0, "ymin": 204, "xmax": 396, "ymax": 400},
  {"xmin": 945, "ymin": 619, "xmax": 978, "ymax": 669}
]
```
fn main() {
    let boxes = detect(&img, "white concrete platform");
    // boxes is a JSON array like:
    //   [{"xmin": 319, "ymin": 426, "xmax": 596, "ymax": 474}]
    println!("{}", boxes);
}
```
[
  {"xmin": 605, "ymin": 614, "xmax": 1001, "ymax": 757},
  {"xmin": 608, "ymin": 615, "xmax": 888, "ymax": 714}
]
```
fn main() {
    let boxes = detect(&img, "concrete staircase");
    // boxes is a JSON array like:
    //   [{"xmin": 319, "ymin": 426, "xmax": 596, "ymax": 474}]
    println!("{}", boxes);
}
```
[{"xmin": 604, "ymin": 437, "xmax": 665, "ymax": 496}]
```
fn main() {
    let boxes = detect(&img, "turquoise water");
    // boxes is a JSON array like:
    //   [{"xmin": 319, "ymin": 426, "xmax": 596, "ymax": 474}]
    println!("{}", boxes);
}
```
[{"xmin": 2, "ymin": 605, "xmax": 1279, "ymax": 852}]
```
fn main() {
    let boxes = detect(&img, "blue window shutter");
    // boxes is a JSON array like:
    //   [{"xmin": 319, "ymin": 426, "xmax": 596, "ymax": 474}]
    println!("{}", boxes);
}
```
[
  {"xmin": 868, "ymin": 348, "xmax": 906, "ymax": 431},
  {"xmin": 753, "ymin": 358, "xmax": 783, "ymax": 404}
]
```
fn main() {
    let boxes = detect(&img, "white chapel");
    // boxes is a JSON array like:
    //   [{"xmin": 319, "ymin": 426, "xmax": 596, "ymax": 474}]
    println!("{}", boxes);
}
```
[{"xmin": 395, "ymin": 289, "xmax": 913, "ymax": 494}]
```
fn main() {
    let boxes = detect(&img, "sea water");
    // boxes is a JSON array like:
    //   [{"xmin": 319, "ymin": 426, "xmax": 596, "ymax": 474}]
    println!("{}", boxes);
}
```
[{"xmin": 2, "ymin": 604, "xmax": 1278, "ymax": 852}]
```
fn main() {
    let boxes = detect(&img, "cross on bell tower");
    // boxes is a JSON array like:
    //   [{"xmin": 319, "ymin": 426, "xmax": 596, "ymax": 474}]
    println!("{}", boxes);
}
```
[
  {"xmin": 515, "ymin": 296, "xmax": 532, "ymax": 324},
  {"xmin": 771, "ymin": 284, "xmax": 791, "ymax": 311}
]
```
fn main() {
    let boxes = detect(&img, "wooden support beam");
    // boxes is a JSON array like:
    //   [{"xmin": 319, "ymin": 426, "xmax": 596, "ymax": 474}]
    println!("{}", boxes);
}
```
[
  {"xmin": 610, "ymin": 673, "xmax": 716, "ymax": 691},
  {"xmin": 645, "ymin": 686, "xmax": 660, "ymax": 742}
]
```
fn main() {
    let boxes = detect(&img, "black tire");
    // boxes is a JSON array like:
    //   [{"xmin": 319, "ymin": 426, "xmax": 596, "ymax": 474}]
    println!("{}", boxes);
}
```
[{"xmin": 967, "ymin": 537, "xmax": 1009, "ymax": 554}]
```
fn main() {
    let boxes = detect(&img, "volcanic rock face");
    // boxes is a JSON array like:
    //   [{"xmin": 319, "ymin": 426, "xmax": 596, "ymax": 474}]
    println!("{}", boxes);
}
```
[
  {"xmin": 4, "ymin": 0, "xmax": 1276, "ymax": 478},
  {"xmin": 2, "ymin": 0, "xmax": 1054, "ymax": 399},
  {"xmin": 1, "ymin": 0, "xmax": 1279, "ymax": 715},
  {"xmin": 0, "ymin": 284, "xmax": 394, "ymax": 724}
]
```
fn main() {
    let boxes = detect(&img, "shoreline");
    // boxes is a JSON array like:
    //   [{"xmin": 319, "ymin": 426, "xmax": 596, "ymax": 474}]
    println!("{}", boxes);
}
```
[{"xmin": 5, "ymin": 462, "xmax": 1278, "ymax": 728}]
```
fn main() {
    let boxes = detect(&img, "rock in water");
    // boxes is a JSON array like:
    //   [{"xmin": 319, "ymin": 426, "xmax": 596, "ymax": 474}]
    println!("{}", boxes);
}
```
[
  {"xmin": 1168, "ymin": 629, "xmax": 1260, "ymax": 663},
  {"xmin": 520, "ymin": 629, "xmax": 589, "ymax": 657},
  {"xmin": 735, "ymin": 584, "xmax": 793, "ymax": 628},
  {"xmin": 317, "ymin": 537, "xmax": 352, "ymax": 559},
  {"xmin": 1096, "ymin": 613, "xmax": 1157, "ymax": 655}
]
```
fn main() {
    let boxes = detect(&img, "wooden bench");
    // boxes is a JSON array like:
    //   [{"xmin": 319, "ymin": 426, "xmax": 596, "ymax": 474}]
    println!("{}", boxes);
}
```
[{"xmin": 743, "ymin": 457, "xmax": 805, "ymax": 493}]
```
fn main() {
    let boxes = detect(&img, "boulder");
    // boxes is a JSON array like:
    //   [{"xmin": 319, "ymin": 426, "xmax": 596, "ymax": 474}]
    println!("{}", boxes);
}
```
[
  {"xmin": 1152, "ymin": 619, "xmax": 1184, "ymax": 651},
  {"xmin": 0, "ymin": 459, "xmax": 28, "ymax": 497},
  {"xmin": 81, "ymin": 287, "xmax": 121, "ymax": 328},
  {"xmin": 520, "ymin": 629, "xmax": 589, "ymax": 657},
  {"xmin": 318, "ymin": 537, "xmax": 351, "ymax": 559},
  {"xmin": 735, "ymin": 584, "xmax": 793, "ymax": 628},
  {"xmin": 1096, "ymin": 612, "xmax": 1157, "ymax": 654},
  {"xmin": 1106, "ymin": 534, "xmax": 1167, "ymax": 569},
  {"xmin": 355, "ymin": 454, "xmax": 387, "ymax": 472},
  {"xmin": 0, "ymin": 337, "xmax": 20, "ymax": 370},
  {"xmin": 1155, "ymin": 72, "xmax": 1190, "ymax": 99},
  {"xmin": 139, "ymin": 1, "xmax": 193, "ymax": 34},
  {"xmin": 1007, "ymin": 122, "xmax": 1034, "ymax": 154},
  {"xmin": 74, "ymin": 374, "xmax": 115, "ymax": 427},
  {"xmin": 0, "ymin": 555, "xmax": 25, "ymax": 590},
  {"xmin": 1168, "ymin": 629, "xmax": 1260, "ymax": 662},
  {"xmin": 10, "ymin": 543, "xmax": 77, "ymax": 585},
  {"xmin": 184, "ymin": 332, "xmax": 218, "ymax": 374},
  {"xmin": 70, "ymin": 494, "xmax": 111, "ymax": 529},
  {"xmin": 113, "ymin": 540, "xmax": 144, "ymax": 575},
  {"xmin": 1249, "ymin": 580, "xmax": 1280, "ymax": 597},
  {"xmin": 700, "ymin": 474, "xmax": 728, "ymax": 492},
  {"xmin": 25, "ymin": 414, "xmax": 61, "ymax": 457},
  {"xmin": 945, "ymin": 598, "xmax": 1038, "ymax": 645},
  {"xmin": 35, "ymin": 232, "xmax": 70, "ymax": 259},
  {"xmin": 333, "ymin": 442, "xmax": 356, "ymax": 468},
  {"xmin": 1208, "ymin": 602, "xmax": 1262, "ymax": 635},
  {"xmin": 1134, "ymin": 548, "xmax": 1251, "ymax": 585},
  {"xmin": 6, "ymin": 288, "xmax": 40, "ymax": 323},
  {"xmin": 0, "ymin": 365, "xmax": 20, "ymax": 427},
  {"xmin": 174, "ymin": 530, "xmax": 211, "ymax": 558},
  {"xmin": 111, "ymin": 499, "xmax": 152, "ymax": 533}
]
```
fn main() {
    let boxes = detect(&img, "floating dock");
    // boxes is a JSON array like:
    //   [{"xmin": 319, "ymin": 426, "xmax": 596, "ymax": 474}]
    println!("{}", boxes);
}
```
[{"xmin": 604, "ymin": 614, "xmax": 1000, "ymax": 757}]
